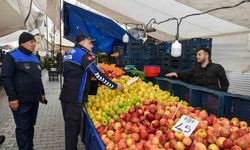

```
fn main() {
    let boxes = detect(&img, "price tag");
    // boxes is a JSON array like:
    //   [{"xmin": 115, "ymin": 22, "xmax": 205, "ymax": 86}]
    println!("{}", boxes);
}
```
[
  {"xmin": 172, "ymin": 115, "xmax": 199, "ymax": 137},
  {"xmin": 126, "ymin": 77, "xmax": 139, "ymax": 86}
]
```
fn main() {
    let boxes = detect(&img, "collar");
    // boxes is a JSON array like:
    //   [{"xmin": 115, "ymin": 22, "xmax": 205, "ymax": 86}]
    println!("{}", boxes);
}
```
[
  {"xmin": 74, "ymin": 43, "xmax": 94, "ymax": 56},
  {"xmin": 19, "ymin": 46, "xmax": 32, "ymax": 55}
]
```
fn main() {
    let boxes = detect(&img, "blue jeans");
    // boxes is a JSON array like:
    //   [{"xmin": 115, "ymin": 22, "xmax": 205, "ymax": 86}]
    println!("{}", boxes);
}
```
[{"xmin": 12, "ymin": 102, "xmax": 39, "ymax": 150}]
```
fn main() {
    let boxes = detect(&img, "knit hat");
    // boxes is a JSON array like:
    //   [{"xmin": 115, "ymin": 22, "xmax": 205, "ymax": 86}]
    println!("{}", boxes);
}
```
[
  {"xmin": 19, "ymin": 32, "xmax": 36, "ymax": 45},
  {"xmin": 75, "ymin": 33, "xmax": 95, "ymax": 43}
]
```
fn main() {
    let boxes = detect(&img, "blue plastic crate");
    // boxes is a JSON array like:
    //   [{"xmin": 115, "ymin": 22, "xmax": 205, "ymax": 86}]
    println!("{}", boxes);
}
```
[
  {"xmin": 154, "ymin": 78, "xmax": 172, "ymax": 91},
  {"xmin": 191, "ymin": 89, "xmax": 223, "ymax": 116},
  {"xmin": 82, "ymin": 111, "xmax": 105, "ymax": 150},
  {"xmin": 171, "ymin": 83, "xmax": 191, "ymax": 103},
  {"xmin": 222, "ymin": 94, "xmax": 250, "ymax": 123}
]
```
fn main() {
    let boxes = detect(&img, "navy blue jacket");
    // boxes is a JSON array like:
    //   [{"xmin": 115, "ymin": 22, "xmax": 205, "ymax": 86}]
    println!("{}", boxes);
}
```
[
  {"xmin": 1, "ymin": 46, "xmax": 45, "ymax": 103},
  {"xmin": 59, "ymin": 45, "xmax": 117, "ymax": 103}
]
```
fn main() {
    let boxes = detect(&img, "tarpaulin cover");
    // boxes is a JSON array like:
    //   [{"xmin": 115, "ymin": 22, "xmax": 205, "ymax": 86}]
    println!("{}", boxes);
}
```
[{"xmin": 63, "ymin": 2, "xmax": 133, "ymax": 53}]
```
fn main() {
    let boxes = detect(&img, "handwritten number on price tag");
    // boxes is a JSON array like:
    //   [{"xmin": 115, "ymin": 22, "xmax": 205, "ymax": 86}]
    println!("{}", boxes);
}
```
[{"xmin": 172, "ymin": 115, "xmax": 199, "ymax": 137}]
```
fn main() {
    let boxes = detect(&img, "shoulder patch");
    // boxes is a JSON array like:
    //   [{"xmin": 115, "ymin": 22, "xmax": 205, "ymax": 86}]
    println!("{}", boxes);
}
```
[{"xmin": 87, "ymin": 56, "xmax": 93, "ymax": 61}]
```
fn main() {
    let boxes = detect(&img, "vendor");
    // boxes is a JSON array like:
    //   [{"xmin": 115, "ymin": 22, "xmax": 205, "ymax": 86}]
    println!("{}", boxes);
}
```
[
  {"xmin": 59, "ymin": 33, "xmax": 124, "ymax": 150},
  {"xmin": 165, "ymin": 47, "xmax": 229, "ymax": 92}
]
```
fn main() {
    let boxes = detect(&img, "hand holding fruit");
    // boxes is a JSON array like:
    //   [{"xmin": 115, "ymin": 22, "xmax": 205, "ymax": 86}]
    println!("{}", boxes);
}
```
[
  {"xmin": 117, "ymin": 83, "xmax": 124, "ymax": 92},
  {"xmin": 165, "ymin": 72, "xmax": 178, "ymax": 78}
]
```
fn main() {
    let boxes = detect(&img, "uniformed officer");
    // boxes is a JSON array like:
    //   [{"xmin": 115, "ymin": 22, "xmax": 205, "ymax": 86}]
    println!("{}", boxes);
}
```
[
  {"xmin": 1, "ymin": 32, "xmax": 46, "ymax": 150},
  {"xmin": 60, "ymin": 33, "xmax": 124, "ymax": 150}
]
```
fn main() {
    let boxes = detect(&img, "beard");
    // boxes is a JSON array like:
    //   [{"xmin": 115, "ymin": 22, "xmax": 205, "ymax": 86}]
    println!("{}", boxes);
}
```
[{"xmin": 197, "ymin": 58, "xmax": 206, "ymax": 64}]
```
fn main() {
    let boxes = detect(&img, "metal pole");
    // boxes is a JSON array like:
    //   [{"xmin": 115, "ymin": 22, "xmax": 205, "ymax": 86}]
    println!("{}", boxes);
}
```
[
  {"xmin": 46, "ymin": 15, "xmax": 49, "ymax": 51},
  {"xmin": 59, "ymin": 0, "xmax": 63, "ymax": 89}
]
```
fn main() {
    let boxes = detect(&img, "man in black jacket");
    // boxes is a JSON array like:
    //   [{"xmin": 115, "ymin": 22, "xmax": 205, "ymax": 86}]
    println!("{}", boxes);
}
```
[
  {"xmin": 60, "ymin": 33, "xmax": 124, "ymax": 150},
  {"xmin": 166, "ymin": 48, "xmax": 229, "ymax": 92},
  {"xmin": 1, "ymin": 32, "xmax": 46, "ymax": 150}
]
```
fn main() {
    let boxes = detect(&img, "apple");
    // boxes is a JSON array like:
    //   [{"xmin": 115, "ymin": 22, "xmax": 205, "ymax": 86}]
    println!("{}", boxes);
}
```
[
  {"xmin": 240, "ymin": 121, "xmax": 248, "ymax": 129},
  {"xmin": 169, "ymin": 139, "xmax": 177, "ymax": 149},
  {"xmin": 152, "ymin": 120, "xmax": 160, "ymax": 128},
  {"xmin": 198, "ymin": 110, "xmax": 208, "ymax": 119},
  {"xmin": 207, "ymin": 133, "xmax": 217, "ymax": 144},
  {"xmin": 131, "ymin": 117, "xmax": 140, "ymax": 124},
  {"xmin": 151, "ymin": 137, "xmax": 159, "ymax": 145},
  {"xmin": 139, "ymin": 125, "xmax": 147, "ymax": 131},
  {"xmin": 142, "ymin": 120, "xmax": 151, "ymax": 128},
  {"xmin": 237, "ymin": 129, "xmax": 248, "ymax": 137},
  {"xmin": 155, "ymin": 113, "xmax": 162, "ymax": 120},
  {"xmin": 196, "ymin": 129, "xmax": 208, "ymax": 139},
  {"xmin": 113, "ymin": 132, "xmax": 121, "ymax": 143},
  {"xmin": 164, "ymin": 142, "xmax": 170, "ymax": 149},
  {"xmin": 106, "ymin": 130, "xmax": 114, "ymax": 138},
  {"xmin": 143, "ymin": 141, "xmax": 153, "ymax": 150},
  {"xmin": 175, "ymin": 141, "xmax": 185, "ymax": 150},
  {"xmin": 159, "ymin": 135, "xmax": 167, "ymax": 145},
  {"xmin": 230, "ymin": 131, "xmax": 240, "ymax": 140},
  {"xmin": 140, "ymin": 130, "xmax": 149, "ymax": 140},
  {"xmin": 125, "ymin": 122, "xmax": 132, "ymax": 132},
  {"xmin": 147, "ymin": 126, "xmax": 156, "ymax": 134},
  {"xmin": 155, "ymin": 130, "xmax": 163, "ymax": 137},
  {"xmin": 194, "ymin": 109, "xmax": 201, "ymax": 115},
  {"xmin": 175, "ymin": 131, "xmax": 185, "ymax": 141},
  {"xmin": 121, "ymin": 133, "xmax": 127, "ymax": 139},
  {"xmin": 118, "ymin": 139, "xmax": 127, "ymax": 149},
  {"xmin": 129, "ymin": 107, "xmax": 136, "ymax": 114},
  {"xmin": 136, "ymin": 109, "xmax": 144, "ymax": 116},
  {"xmin": 149, "ymin": 107, "xmax": 157, "ymax": 114},
  {"xmin": 106, "ymin": 141, "xmax": 114, "ymax": 150},
  {"xmin": 188, "ymin": 106, "xmax": 195, "ymax": 113},
  {"xmin": 125, "ymin": 113, "xmax": 131, "ymax": 122},
  {"xmin": 126, "ymin": 138, "xmax": 134, "ymax": 147},
  {"xmin": 146, "ymin": 113, "xmax": 155, "ymax": 121},
  {"xmin": 131, "ymin": 133, "xmax": 140, "ymax": 142},
  {"xmin": 220, "ymin": 127, "xmax": 231, "ymax": 138},
  {"xmin": 208, "ymin": 143, "xmax": 220, "ymax": 150},
  {"xmin": 165, "ymin": 130, "xmax": 175, "ymax": 140},
  {"xmin": 136, "ymin": 142, "xmax": 144, "ymax": 150},
  {"xmin": 194, "ymin": 142, "xmax": 206, "ymax": 150},
  {"xmin": 182, "ymin": 137, "xmax": 192, "ymax": 146},
  {"xmin": 103, "ymin": 137, "xmax": 111, "ymax": 145},
  {"xmin": 167, "ymin": 119, "xmax": 175, "ymax": 128},
  {"xmin": 216, "ymin": 137, "xmax": 226, "ymax": 148},
  {"xmin": 231, "ymin": 118, "xmax": 240, "ymax": 126},
  {"xmin": 114, "ymin": 122, "xmax": 122, "ymax": 131},
  {"xmin": 131, "ymin": 125, "xmax": 139, "ymax": 133},
  {"xmin": 223, "ymin": 139, "xmax": 234, "ymax": 149},
  {"xmin": 221, "ymin": 118, "xmax": 230, "ymax": 126},
  {"xmin": 231, "ymin": 145, "xmax": 243, "ymax": 150},
  {"xmin": 159, "ymin": 126, "xmax": 168, "ymax": 133}
]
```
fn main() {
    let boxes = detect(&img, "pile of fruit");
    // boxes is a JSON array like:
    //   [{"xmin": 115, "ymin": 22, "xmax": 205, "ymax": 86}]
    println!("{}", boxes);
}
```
[
  {"xmin": 85, "ymin": 76, "xmax": 183, "ymax": 127},
  {"xmin": 99, "ymin": 64, "xmax": 124, "ymax": 79},
  {"xmin": 97, "ymin": 100, "xmax": 250, "ymax": 150}
]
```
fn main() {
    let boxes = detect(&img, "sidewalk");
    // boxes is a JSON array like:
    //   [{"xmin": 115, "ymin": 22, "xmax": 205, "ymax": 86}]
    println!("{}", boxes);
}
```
[{"xmin": 0, "ymin": 70, "xmax": 85, "ymax": 150}]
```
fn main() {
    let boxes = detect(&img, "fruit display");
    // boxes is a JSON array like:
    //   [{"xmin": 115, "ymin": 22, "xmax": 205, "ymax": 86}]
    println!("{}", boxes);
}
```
[
  {"xmin": 85, "ymin": 76, "xmax": 182, "ymax": 127},
  {"xmin": 99, "ymin": 64, "xmax": 125, "ymax": 79},
  {"xmin": 96, "ymin": 100, "xmax": 250, "ymax": 150}
]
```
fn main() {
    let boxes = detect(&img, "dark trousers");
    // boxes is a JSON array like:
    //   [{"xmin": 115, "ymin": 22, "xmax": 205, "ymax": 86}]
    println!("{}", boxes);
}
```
[
  {"xmin": 12, "ymin": 102, "xmax": 39, "ymax": 150},
  {"xmin": 61, "ymin": 101, "xmax": 83, "ymax": 150}
]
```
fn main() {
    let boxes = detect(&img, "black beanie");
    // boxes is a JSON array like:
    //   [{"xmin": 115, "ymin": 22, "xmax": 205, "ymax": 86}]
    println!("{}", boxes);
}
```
[{"xmin": 19, "ymin": 32, "xmax": 36, "ymax": 45}]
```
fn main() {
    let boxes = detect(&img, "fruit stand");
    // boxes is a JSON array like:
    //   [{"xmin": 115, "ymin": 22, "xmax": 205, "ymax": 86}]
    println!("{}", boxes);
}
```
[{"xmin": 81, "ymin": 65, "xmax": 250, "ymax": 150}]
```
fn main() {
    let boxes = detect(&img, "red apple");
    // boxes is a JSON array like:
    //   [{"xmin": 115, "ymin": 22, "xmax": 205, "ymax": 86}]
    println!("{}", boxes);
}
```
[
  {"xmin": 207, "ymin": 133, "xmax": 217, "ymax": 144},
  {"xmin": 155, "ymin": 113, "xmax": 162, "ymax": 120},
  {"xmin": 167, "ymin": 119, "xmax": 175, "ymax": 128},
  {"xmin": 131, "ymin": 125, "xmax": 139, "ymax": 133},
  {"xmin": 208, "ymin": 143, "xmax": 220, "ymax": 150},
  {"xmin": 230, "ymin": 131, "xmax": 240, "ymax": 140},
  {"xmin": 196, "ymin": 129, "xmax": 208, "ymax": 139},
  {"xmin": 139, "ymin": 125, "xmax": 147, "ymax": 131},
  {"xmin": 131, "ymin": 133, "xmax": 140, "ymax": 142},
  {"xmin": 147, "ymin": 126, "xmax": 156, "ymax": 134},
  {"xmin": 106, "ymin": 141, "xmax": 114, "ymax": 150},
  {"xmin": 231, "ymin": 145, "xmax": 243, "ymax": 150},
  {"xmin": 240, "ymin": 121, "xmax": 248, "ymax": 129},
  {"xmin": 220, "ymin": 127, "xmax": 231, "ymax": 138},
  {"xmin": 175, "ymin": 131, "xmax": 184, "ymax": 141},
  {"xmin": 160, "ymin": 118, "xmax": 167, "ymax": 126},
  {"xmin": 142, "ymin": 120, "xmax": 151, "ymax": 128},
  {"xmin": 113, "ymin": 132, "xmax": 121, "ymax": 143},
  {"xmin": 175, "ymin": 141, "xmax": 185, "ymax": 150},
  {"xmin": 129, "ymin": 107, "xmax": 136, "ymax": 114},
  {"xmin": 155, "ymin": 130, "xmax": 163, "ymax": 137},
  {"xmin": 151, "ymin": 137, "xmax": 159, "ymax": 145},
  {"xmin": 231, "ymin": 118, "xmax": 240, "ymax": 127},
  {"xmin": 165, "ymin": 130, "xmax": 175, "ymax": 140},
  {"xmin": 143, "ymin": 141, "xmax": 153, "ymax": 150},
  {"xmin": 182, "ymin": 137, "xmax": 192, "ymax": 146},
  {"xmin": 140, "ymin": 130, "xmax": 149, "ymax": 140},
  {"xmin": 223, "ymin": 139, "xmax": 234, "ymax": 149},
  {"xmin": 159, "ymin": 135, "xmax": 167, "ymax": 145},
  {"xmin": 146, "ymin": 113, "xmax": 155, "ymax": 121},
  {"xmin": 194, "ymin": 142, "xmax": 206, "ymax": 150},
  {"xmin": 131, "ymin": 117, "xmax": 140, "ymax": 124},
  {"xmin": 237, "ymin": 129, "xmax": 248, "ymax": 137},
  {"xmin": 125, "ymin": 113, "xmax": 131, "ymax": 122},
  {"xmin": 188, "ymin": 106, "xmax": 195, "ymax": 113},
  {"xmin": 151, "ymin": 120, "xmax": 160, "ymax": 128},
  {"xmin": 169, "ymin": 139, "xmax": 177, "ymax": 149},
  {"xmin": 216, "ymin": 137, "xmax": 226, "ymax": 148},
  {"xmin": 136, "ymin": 142, "xmax": 144, "ymax": 150},
  {"xmin": 136, "ymin": 109, "xmax": 144, "ymax": 116},
  {"xmin": 149, "ymin": 107, "xmax": 157, "ymax": 114},
  {"xmin": 103, "ymin": 137, "xmax": 111, "ymax": 145}
]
